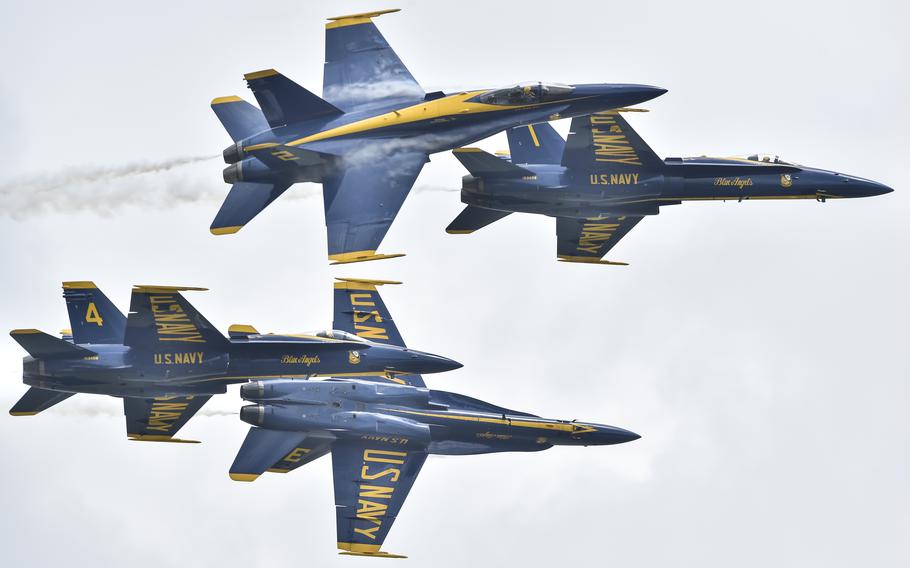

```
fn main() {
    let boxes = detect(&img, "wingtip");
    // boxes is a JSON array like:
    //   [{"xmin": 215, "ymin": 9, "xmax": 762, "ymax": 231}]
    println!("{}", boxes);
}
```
[
  {"xmin": 211, "ymin": 96, "xmax": 244, "ymax": 106},
  {"xmin": 243, "ymin": 69, "xmax": 279, "ymax": 81},
  {"xmin": 210, "ymin": 225, "xmax": 242, "ymax": 235},
  {"xmin": 328, "ymin": 252, "xmax": 406, "ymax": 265},
  {"xmin": 229, "ymin": 472, "xmax": 260, "ymax": 482}
]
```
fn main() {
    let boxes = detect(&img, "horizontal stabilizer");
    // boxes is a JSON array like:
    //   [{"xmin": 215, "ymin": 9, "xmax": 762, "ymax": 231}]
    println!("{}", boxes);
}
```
[
  {"xmin": 230, "ymin": 427, "xmax": 312, "ymax": 482},
  {"xmin": 211, "ymin": 96, "xmax": 270, "ymax": 142},
  {"xmin": 244, "ymin": 69, "xmax": 342, "ymax": 129},
  {"xmin": 9, "ymin": 329, "xmax": 97, "ymax": 359},
  {"xmin": 9, "ymin": 387, "xmax": 74, "ymax": 416},
  {"xmin": 446, "ymin": 205, "xmax": 512, "ymax": 234},
  {"xmin": 452, "ymin": 148, "xmax": 534, "ymax": 178},
  {"xmin": 210, "ymin": 181, "xmax": 292, "ymax": 235},
  {"xmin": 507, "ymin": 123, "xmax": 565, "ymax": 165}
]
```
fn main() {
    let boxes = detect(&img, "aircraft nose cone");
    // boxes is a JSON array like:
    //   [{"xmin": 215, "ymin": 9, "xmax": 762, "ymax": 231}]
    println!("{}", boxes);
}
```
[
  {"xmin": 402, "ymin": 349, "xmax": 462, "ymax": 373},
  {"xmin": 832, "ymin": 175, "xmax": 894, "ymax": 198},
  {"xmin": 617, "ymin": 84, "xmax": 668, "ymax": 104},
  {"xmin": 598, "ymin": 425, "xmax": 641, "ymax": 445}
]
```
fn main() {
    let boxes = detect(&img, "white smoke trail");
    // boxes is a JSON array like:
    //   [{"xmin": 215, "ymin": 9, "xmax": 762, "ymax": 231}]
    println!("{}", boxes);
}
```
[
  {"xmin": 47, "ymin": 398, "xmax": 238, "ymax": 418},
  {"xmin": 0, "ymin": 155, "xmax": 222, "ymax": 219}
]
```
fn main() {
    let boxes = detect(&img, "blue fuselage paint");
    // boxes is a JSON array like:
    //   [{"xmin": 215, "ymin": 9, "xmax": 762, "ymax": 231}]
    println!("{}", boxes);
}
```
[
  {"xmin": 225, "ymin": 84, "xmax": 666, "ymax": 183},
  {"xmin": 240, "ymin": 379, "xmax": 640, "ymax": 454},
  {"xmin": 18, "ymin": 337, "xmax": 459, "ymax": 399},
  {"xmin": 460, "ymin": 157, "xmax": 894, "ymax": 219}
]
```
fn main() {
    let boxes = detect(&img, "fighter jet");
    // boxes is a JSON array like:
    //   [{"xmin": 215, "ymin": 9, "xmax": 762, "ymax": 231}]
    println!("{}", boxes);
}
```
[
  {"xmin": 209, "ymin": 8, "xmax": 666, "ymax": 264},
  {"xmin": 229, "ymin": 274, "xmax": 639, "ymax": 557},
  {"xmin": 8, "ymin": 279, "xmax": 459, "ymax": 442},
  {"xmin": 447, "ymin": 110, "xmax": 894, "ymax": 264}
]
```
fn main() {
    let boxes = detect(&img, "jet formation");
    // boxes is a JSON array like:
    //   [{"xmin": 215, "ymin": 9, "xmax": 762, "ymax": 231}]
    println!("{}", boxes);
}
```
[
  {"xmin": 9, "ymin": 279, "xmax": 459, "ymax": 442},
  {"xmin": 209, "ymin": 8, "xmax": 665, "ymax": 264},
  {"xmin": 7, "ymin": 5, "xmax": 895, "ymax": 560},
  {"xmin": 447, "ymin": 111, "xmax": 893, "ymax": 264}
]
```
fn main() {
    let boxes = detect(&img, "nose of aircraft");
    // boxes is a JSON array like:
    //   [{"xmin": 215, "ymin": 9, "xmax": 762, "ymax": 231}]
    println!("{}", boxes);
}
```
[
  {"xmin": 576, "ymin": 83, "xmax": 668, "ymax": 107},
  {"xmin": 591, "ymin": 424, "xmax": 641, "ymax": 446},
  {"xmin": 815, "ymin": 171, "xmax": 894, "ymax": 199},
  {"xmin": 401, "ymin": 348, "xmax": 463, "ymax": 374}
]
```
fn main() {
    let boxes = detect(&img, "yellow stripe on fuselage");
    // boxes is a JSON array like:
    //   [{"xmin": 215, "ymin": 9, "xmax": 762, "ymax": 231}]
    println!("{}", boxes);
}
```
[
  {"xmin": 285, "ymin": 91, "xmax": 588, "ymax": 147},
  {"xmin": 383, "ymin": 408, "xmax": 577, "ymax": 432}
]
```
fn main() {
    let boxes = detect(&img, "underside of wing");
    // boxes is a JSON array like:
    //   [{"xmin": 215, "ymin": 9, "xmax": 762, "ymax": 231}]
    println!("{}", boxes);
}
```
[
  {"xmin": 124, "ymin": 395, "xmax": 212, "ymax": 443},
  {"xmin": 323, "ymin": 9, "xmax": 423, "ymax": 111},
  {"xmin": 322, "ymin": 153, "xmax": 427, "ymax": 264},
  {"xmin": 332, "ymin": 441, "xmax": 427, "ymax": 558},
  {"xmin": 556, "ymin": 215, "xmax": 644, "ymax": 265}
]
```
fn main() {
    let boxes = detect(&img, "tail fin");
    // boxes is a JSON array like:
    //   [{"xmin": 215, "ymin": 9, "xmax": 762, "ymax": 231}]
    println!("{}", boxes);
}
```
[
  {"xmin": 210, "ymin": 181, "xmax": 292, "ymax": 235},
  {"xmin": 10, "ymin": 329, "xmax": 97, "ymax": 359},
  {"xmin": 446, "ymin": 205, "xmax": 512, "ymax": 234},
  {"xmin": 211, "ymin": 96, "xmax": 271, "ymax": 142},
  {"xmin": 10, "ymin": 388, "xmax": 74, "ymax": 416},
  {"xmin": 332, "ymin": 278, "xmax": 405, "ymax": 346},
  {"xmin": 452, "ymin": 148, "xmax": 534, "ymax": 178},
  {"xmin": 562, "ymin": 111, "xmax": 663, "ymax": 173},
  {"xmin": 507, "ymin": 123, "xmax": 565, "ymax": 165},
  {"xmin": 244, "ymin": 69, "xmax": 343, "ymax": 129},
  {"xmin": 62, "ymin": 281, "xmax": 126, "ymax": 345},
  {"xmin": 123, "ymin": 286, "xmax": 228, "ymax": 353}
]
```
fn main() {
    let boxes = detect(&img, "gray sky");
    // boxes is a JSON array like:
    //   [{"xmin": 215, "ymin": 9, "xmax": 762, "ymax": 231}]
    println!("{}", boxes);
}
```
[{"xmin": 1, "ymin": 0, "xmax": 908, "ymax": 565}]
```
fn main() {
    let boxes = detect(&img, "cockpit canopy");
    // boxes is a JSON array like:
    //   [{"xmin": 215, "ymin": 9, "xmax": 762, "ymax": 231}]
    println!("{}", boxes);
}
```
[
  {"xmin": 476, "ymin": 82, "xmax": 575, "ymax": 106},
  {"xmin": 745, "ymin": 153, "xmax": 793, "ymax": 165},
  {"xmin": 313, "ymin": 330, "xmax": 366, "ymax": 342}
]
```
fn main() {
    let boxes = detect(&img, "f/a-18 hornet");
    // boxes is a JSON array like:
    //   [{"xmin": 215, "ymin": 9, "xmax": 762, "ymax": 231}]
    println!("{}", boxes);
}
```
[
  {"xmin": 8, "ymin": 279, "xmax": 459, "ymax": 442},
  {"xmin": 447, "ymin": 110, "xmax": 894, "ymax": 264},
  {"xmin": 210, "ymin": 8, "xmax": 666, "ymax": 264},
  {"xmin": 230, "ymin": 280, "xmax": 639, "ymax": 558}
]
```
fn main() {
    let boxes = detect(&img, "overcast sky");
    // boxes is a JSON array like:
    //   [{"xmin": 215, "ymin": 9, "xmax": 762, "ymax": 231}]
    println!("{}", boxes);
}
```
[{"xmin": 1, "ymin": 0, "xmax": 908, "ymax": 565}]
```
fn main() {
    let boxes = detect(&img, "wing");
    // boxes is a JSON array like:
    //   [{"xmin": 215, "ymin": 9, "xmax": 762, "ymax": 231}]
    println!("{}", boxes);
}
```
[
  {"xmin": 229, "ymin": 427, "xmax": 333, "ymax": 481},
  {"xmin": 124, "ymin": 395, "xmax": 212, "ymax": 443},
  {"xmin": 323, "ymin": 9, "xmax": 423, "ymax": 111},
  {"xmin": 562, "ymin": 111, "xmax": 663, "ymax": 172},
  {"xmin": 322, "ymin": 152, "xmax": 427, "ymax": 264},
  {"xmin": 332, "ymin": 441, "xmax": 427, "ymax": 558},
  {"xmin": 332, "ymin": 278, "xmax": 425, "ymax": 388},
  {"xmin": 556, "ymin": 215, "xmax": 644, "ymax": 265}
]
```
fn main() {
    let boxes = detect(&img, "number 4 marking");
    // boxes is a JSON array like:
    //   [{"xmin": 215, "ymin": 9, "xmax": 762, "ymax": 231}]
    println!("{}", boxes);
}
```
[{"xmin": 85, "ymin": 302, "xmax": 103, "ymax": 326}]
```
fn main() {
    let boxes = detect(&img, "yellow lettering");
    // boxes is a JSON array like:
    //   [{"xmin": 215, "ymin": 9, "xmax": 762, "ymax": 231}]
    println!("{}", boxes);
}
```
[
  {"xmin": 85, "ymin": 302, "xmax": 103, "ymax": 326},
  {"xmin": 350, "ymin": 293, "xmax": 375, "ymax": 307},
  {"xmin": 359, "ymin": 485, "xmax": 395, "ymax": 500},
  {"xmin": 354, "ymin": 525, "xmax": 380, "ymax": 540},
  {"xmin": 354, "ymin": 325, "xmax": 389, "ymax": 340},
  {"xmin": 363, "ymin": 449, "xmax": 406, "ymax": 464},
  {"xmin": 284, "ymin": 447, "xmax": 309, "ymax": 463},
  {"xmin": 360, "ymin": 465, "xmax": 400, "ymax": 482}
]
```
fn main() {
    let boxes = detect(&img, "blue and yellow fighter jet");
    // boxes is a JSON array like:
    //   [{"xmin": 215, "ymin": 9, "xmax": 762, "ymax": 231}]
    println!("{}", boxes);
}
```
[
  {"xmin": 8, "ymin": 279, "xmax": 459, "ymax": 442},
  {"xmin": 209, "ymin": 8, "xmax": 666, "ymax": 264},
  {"xmin": 447, "ymin": 110, "xmax": 894, "ymax": 264},
  {"xmin": 230, "ymin": 280, "xmax": 639, "ymax": 558}
]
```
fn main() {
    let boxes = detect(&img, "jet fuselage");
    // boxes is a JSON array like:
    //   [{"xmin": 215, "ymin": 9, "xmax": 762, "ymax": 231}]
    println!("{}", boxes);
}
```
[
  {"xmin": 239, "ymin": 378, "xmax": 639, "ymax": 454},
  {"xmin": 18, "ymin": 335, "xmax": 459, "ymax": 399},
  {"xmin": 460, "ymin": 156, "xmax": 894, "ymax": 219}
]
